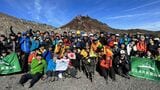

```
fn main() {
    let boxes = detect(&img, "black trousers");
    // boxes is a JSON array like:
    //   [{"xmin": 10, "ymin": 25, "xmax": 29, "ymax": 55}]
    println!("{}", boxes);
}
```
[
  {"xmin": 20, "ymin": 51, "xmax": 29, "ymax": 73},
  {"xmin": 46, "ymin": 71, "xmax": 57, "ymax": 77},
  {"xmin": 101, "ymin": 67, "xmax": 115, "ymax": 80},
  {"xmin": 117, "ymin": 63, "xmax": 130, "ymax": 76},
  {"xmin": 70, "ymin": 59, "xmax": 80, "ymax": 70},
  {"xmin": 19, "ymin": 73, "xmax": 42, "ymax": 87}
]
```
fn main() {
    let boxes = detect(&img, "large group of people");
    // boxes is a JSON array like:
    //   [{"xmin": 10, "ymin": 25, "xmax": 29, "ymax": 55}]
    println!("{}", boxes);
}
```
[{"xmin": 0, "ymin": 27, "xmax": 160, "ymax": 88}]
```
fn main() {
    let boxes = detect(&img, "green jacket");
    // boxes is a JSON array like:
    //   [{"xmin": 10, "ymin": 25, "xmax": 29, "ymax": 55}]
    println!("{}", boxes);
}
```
[{"xmin": 30, "ymin": 58, "xmax": 47, "ymax": 75}]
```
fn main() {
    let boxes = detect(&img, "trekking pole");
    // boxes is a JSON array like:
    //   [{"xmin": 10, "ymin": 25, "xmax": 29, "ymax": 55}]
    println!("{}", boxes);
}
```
[{"xmin": 79, "ymin": 58, "xmax": 83, "ymax": 72}]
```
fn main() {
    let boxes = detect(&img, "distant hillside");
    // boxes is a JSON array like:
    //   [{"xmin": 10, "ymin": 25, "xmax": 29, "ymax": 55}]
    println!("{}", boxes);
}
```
[
  {"xmin": 0, "ymin": 13, "xmax": 159, "ymax": 36},
  {"xmin": 0, "ymin": 12, "xmax": 56, "ymax": 35},
  {"xmin": 61, "ymin": 15, "xmax": 113, "ymax": 33},
  {"xmin": 60, "ymin": 15, "xmax": 160, "ymax": 36}
]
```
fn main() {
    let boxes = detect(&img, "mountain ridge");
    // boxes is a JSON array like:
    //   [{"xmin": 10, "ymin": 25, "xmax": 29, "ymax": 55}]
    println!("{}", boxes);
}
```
[
  {"xmin": 0, "ymin": 12, "xmax": 56, "ymax": 35},
  {"xmin": 0, "ymin": 12, "xmax": 159, "ymax": 36},
  {"xmin": 60, "ymin": 15, "xmax": 160, "ymax": 36}
]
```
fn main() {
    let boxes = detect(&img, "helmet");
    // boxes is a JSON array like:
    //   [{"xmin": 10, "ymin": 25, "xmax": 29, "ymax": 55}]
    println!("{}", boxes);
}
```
[{"xmin": 120, "ymin": 50, "xmax": 126, "ymax": 55}]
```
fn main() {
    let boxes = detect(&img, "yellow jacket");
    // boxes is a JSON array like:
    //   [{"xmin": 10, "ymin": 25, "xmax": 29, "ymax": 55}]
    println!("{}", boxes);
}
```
[{"xmin": 80, "ymin": 49, "xmax": 88, "ymax": 58}]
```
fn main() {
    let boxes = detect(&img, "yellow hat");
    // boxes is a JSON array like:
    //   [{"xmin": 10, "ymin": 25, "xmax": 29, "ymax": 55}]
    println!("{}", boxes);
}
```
[{"xmin": 76, "ymin": 30, "xmax": 81, "ymax": 35}]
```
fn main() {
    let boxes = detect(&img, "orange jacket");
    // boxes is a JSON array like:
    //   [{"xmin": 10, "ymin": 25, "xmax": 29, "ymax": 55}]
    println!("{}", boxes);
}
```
[
  {"xmin": 28, "ymin": 52, "xmax": 37, "ymax": 64},
  {"xmin": 136, "ymin": 41, "xmax": 147, "ymax": 52},
  {"xmin": 91, "ymin": 41, "xmax": 102, "ymax": 52},
  {"xmin": 100, "ymin": 59, "xmax": 112, "ymax": 69},
  {"xmin": 104, "ymin": 46, "xmax": 113, "ymax": 57}
]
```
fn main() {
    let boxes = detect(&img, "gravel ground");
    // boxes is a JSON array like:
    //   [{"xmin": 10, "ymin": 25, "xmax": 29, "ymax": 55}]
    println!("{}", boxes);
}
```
[{"xmin": 0, "ymin": 71, "xmax": 160, "ymax": 90}]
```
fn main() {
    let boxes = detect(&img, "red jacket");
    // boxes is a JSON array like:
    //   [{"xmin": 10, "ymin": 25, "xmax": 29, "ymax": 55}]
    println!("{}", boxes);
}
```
[
  {"xmin": 136, "ymin": 41, "xmax": 147, "ymax": 52},
  {"xmin": 100, "ymin": 59, "xmax": 112, "ymax": 69}
]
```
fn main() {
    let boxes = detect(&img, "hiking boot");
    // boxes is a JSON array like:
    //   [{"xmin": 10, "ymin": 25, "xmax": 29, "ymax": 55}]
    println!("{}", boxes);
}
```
[
  {"xmin": 51, "ymin": 77, "xmax": 56, "ymax": 82},
  {"xmin": 106, "ymin": 80, "xmax": 108, "ymax": 84},
  {"xmin": 112, "ymin": 78, "xmax": 116, "ymax": 82},
  {"xmin": 123, "ymin": 74, "xmax": 130, "ymax": 79},
  {"xmin": 105, "ymin": 78, "xmax": 108, "ymax": 84},
  {"xmin": 17, "ymin": 82, "xmax": 24, "ymax": 87}
]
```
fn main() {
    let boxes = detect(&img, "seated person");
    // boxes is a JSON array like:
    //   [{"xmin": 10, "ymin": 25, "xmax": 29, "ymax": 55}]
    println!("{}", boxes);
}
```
[
  {"xmin": 145, "ymin": 51, "xmax": 154, "ymax": 59},
  {"xmin": 18, "ymin": 53, "xmax": 47, "ymax": 88},
  {"xmin": 0, "ymin": 50, "xmax": 8, "ymax": 59},
  {"xmin": 114, "ymin": 50, "xmax": 130, "ymax": 79}
]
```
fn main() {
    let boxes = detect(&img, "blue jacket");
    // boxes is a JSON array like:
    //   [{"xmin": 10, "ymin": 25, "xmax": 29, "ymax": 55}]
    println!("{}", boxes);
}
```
[
  {"xmin": 30, "ymin": 39, "xmax": 40, "ymax": 51},
  {"xmin": 43, "ymin": 51, "xmax": 52, "ymax": 62},
  {"xmin": 43, "ymin": 51, "xmax": 56, "ymax": 71},
  {"xmin": 20, "ymin": 37, "xmax": 30, "ymax": 53},
  {"xmin": 53, "ymin": 39, "xmax": 59, "ymax": 46},
  {"xmin": 47, "ymin": 59, "xmax": 56, "ymax": 71},
  {"xmin": 119, "ymin": 37, "xmax": 131, "ymax": 46}
]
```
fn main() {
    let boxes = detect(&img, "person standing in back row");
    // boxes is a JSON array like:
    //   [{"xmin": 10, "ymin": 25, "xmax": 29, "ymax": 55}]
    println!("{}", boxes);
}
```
[{"xmin": 20, "ymin": 32, "xmax": 31, "ymax": 73}]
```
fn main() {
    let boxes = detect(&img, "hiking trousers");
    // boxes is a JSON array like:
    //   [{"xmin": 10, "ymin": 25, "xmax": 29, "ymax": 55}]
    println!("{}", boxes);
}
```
[
  {"xmin": 101, "ymin": 67, "xmax": 115, "ymax": 80},
  {"xmin": 117, "ymin": 63, "xmax": 130, "ymax": 76},
  {"xmin": 20, "ymin": 51, "xmax": 29, "ymax": 73},
  {"xmin": 19, "ymin": 73, "xmax": 42, "ymax": 88}
]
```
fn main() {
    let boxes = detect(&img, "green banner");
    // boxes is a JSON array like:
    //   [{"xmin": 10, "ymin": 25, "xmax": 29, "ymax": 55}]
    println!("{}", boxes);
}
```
[
  {"xmin": 129, "ymin": 57, "xmax": 160, "ymax": 81},
  {"xmin": 0, "ymin": 52, "xmax": 21, "ymax": 75}
]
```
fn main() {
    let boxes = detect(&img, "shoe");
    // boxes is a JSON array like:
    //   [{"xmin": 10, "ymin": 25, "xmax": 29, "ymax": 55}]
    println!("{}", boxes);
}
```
[
  {"xmin": 126, "ymin": 75, "xmax": 130, "ymax": 79},
  {"xmin": 51, "ymin": 77, "xmax": 55, "ymax": 82},
  {"xmin": 123, "ymin": 74, "xmax": 130, "ymax": 79},
  {"xmin": 106, "ymin": 80, "xmax": 108, "ymax": 84},
  {"xmin": 17, "ymin": 83, "xmax": 24, "ymax": 87},
  {"xmin": 112, "ymin": 78, "xmax": 116, "ymax": 82},
  {"xmin": 105, "ymin": 78, "xmax": 108, "ymax": 84},
  {"xmin": 28, "ymin": 84, "xmax": 33, "ymax": 88}
]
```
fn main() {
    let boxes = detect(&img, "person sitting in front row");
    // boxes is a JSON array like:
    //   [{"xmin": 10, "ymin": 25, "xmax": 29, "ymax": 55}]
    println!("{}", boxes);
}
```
[
  {"xmin": 114, "ymin": 50, "xmax": 130, "ymax": 79},
  {"xmin": 18, "ymin": 53, "xmax": 47, "ymax": 88}
]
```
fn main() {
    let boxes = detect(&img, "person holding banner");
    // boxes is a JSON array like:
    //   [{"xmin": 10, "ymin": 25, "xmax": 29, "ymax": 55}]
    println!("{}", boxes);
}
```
[
  {"xmin": 42, "ymin": 46, "xmax": 56, "ymax": 82},
  {"xmin": 136, "ymin": 36, "xmax": 147, "ymax": 57},
  {"xmin": 114, "ymin": 50, "xmax": 130, "ymax": 79},
  {"xmin": 0, "ymin": 50, "xmax": 8, "ymax": 59}
]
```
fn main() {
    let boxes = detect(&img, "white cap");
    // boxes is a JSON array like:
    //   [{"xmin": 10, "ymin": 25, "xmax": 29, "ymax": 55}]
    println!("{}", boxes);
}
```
[
  {"xmin": 89, "ymin": 33, "xmax": 93, "ymax": 36},
  {"xmin": 82, "ymin": 33, "xmax": 88, "ymax": 37},
  {"xmin": 116, "ymin": 34, "xmax": 120, "ymax": 37},
  {"xmin": 154, "ymin": 38, "xmax": 159, "ymax": 41}
]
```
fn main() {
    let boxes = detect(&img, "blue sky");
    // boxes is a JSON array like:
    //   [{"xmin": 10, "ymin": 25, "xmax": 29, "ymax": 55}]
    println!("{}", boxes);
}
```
[{"xmin": 0, "ymin": 0, "xmax": 160, "ymax": 31}]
